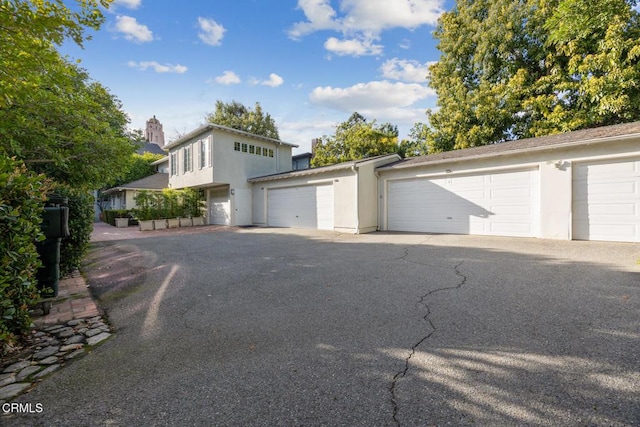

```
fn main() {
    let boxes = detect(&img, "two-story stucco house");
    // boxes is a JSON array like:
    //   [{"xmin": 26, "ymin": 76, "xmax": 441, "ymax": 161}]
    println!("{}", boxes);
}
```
[{"xmin": 164, "ymin": 124, "xmax": 298, "ymax": 226}]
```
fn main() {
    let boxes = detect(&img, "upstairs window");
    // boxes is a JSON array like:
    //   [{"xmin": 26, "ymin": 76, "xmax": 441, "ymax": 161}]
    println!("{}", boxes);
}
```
[
  {"xmin": 268, "ymin": 149, "xmax": 274, "ymax": 158},
  {"xmin": 241, "ymin": 143, "xmax": 248, "ymax": 153},
  {"xmin": 183, "ymin": 146, "xmax": 192, "ymax": 173},
  {"xmin": 234, "ymin": 142, "xmax": 240, "ymax": 151},
  {"xmin": 199, "ymin": 137, "xmax": 212, "ymax": 169},
  {"xmin": 170, "ymin": 152, "xmax": 178, "ymax": 176}
]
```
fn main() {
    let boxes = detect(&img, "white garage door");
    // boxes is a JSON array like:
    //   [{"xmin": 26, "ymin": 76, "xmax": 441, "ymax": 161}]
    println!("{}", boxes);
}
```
[
  {"xmin": 387, "ymin": 168, "xmax": 538, "ymax": 237},
  {"xmin": 573, "ymin": 158, "xmax": 640, "ymax": 242},
  {"xmin": 209, "ymin": 189, "xmax": 230, "ymax": 225},
  {"xmin": 267, "ymin": 185, "xmax": 334, "ymax": 230}
]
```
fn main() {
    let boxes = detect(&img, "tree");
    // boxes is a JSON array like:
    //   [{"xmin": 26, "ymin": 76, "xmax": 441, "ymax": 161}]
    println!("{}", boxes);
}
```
[
  {"xmin": 425, "ymin": 0, "xmax": 640, "ymax": 152},
  {"xmin": 311, "ymin": 112, "xmax": 400, "ymax": 167},
  {"xmin": 0, "ymin": 0, "xmax": 112, "ymax": 109},
  {"xmin": 0, "ymin": 58, "xmax": 135, "ymax": 188},
  {"xmin": 113, "ymin": 152, "xmax": 166, "ymax": 187},
  {"xmin": 398, "ymin": 123, "xmax": 431, "ymax": 158},
  {"xmin": 0, "ymin": 0, "xmax": 135, "ymax": 189},
  {"xmin": 540, "ymin": 0, "xmax": 640, "ymax": 133},
  {"xmin": 205, "ymin": 100, "xmax": 280, "ymax": 139}
]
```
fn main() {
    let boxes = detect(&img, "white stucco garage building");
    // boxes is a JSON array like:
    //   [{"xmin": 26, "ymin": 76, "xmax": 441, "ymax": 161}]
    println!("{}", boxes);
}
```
[
  {"xmin": 165, "ymin": 120, "xmax": 640, "ymax": 242},
  {"xmin": 376, "ymin": 121, "xmax": 640, "ymax": 242},
  {"xmin": 249, "ymin": 155, "xmax": 400, "ymax": 234}
]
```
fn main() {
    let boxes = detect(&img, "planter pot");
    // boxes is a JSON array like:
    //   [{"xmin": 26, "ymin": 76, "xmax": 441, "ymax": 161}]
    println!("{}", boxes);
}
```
[
  {"xmin": 153, "ymin": 219, "xmax": 167, "ymax": 230},
  {"xmin": 167, "ymin": 218, "xmax": 180, "ymax": 228},
  {"xmin": 115, "ymin": 217, "xmax": 129, "ymax": 228},
  {"xmin": 179, "ymin": 217, "xmax": 193, "ymax": 227},
  {"xmin": 191, "ymin": 217, "xmax": 204, "ymax": 226},
  {"xmin": 138, "ymin": 220, "xmax": 155, "ymax": 231}
]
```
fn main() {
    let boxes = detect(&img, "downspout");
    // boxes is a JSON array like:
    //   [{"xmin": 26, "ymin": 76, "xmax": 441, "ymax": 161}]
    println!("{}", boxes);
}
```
[
  {"xmin": 374, "ymin": 170, "xmax": 381, "ymax": 231},
  {"xmin": 351, "ymin": 164, "xmax": 359, "ymax": 234}
]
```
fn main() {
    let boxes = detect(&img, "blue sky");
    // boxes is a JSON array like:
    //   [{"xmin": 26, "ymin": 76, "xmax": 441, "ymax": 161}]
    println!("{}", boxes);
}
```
[{"xmin": 61, "ymin": 0, "xmax": 454, "ymax": 153}]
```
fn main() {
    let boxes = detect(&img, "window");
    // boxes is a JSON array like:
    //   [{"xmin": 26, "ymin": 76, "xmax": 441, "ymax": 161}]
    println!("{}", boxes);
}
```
[
  {"xmin": 255, "ymin": 147, "xmax": 262, "ymax": 156},
  {"xmin": 249, "ymin": 145, "xmax": 255, "ymax": 154},
  {"xmin": 263, "ymin": 148, "xmax": 268, "ymax": 157},
  {"xmin": 234, "ymin": 142, "xmax": 240, "ymax": 151},
  {"xmin": 199, "ymin": 137, "xmax": 211, "ymax": 169},
  {"xmin": 268, "ymin": 149, "xmax": 274, "ymax": 158},
  {"xmin": 170, "ymin": 152, "xmax": 178, "ymax": 176},
  {"xmin": 242, "ymin": 143, "xmax": 248, "ymax": 153},
  {"xmin": 183, "ymin": 146, "xmax": 192, "ymax": 173}
]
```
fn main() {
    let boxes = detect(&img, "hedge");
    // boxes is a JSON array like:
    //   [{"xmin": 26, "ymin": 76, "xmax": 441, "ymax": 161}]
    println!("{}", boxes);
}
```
[
  {"xmin": 0, "ymin": 157, "xmax": 50, "ymax": 347},
  {"xmin": 53, "ymin": 185, "xmax": 95, "ymax": 277}
]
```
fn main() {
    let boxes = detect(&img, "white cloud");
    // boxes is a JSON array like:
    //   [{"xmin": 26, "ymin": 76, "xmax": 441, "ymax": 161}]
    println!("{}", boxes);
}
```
[
  {"xmin": 250, "ymin": 73, "xmax": 285, "ymax": 87},
  {"xmin": 263, "ymin": 73, "xmax": 284, "ymax": 87},
  {"xmin": 128, "ymin": 61, "xmax": 188, "ymax": 74},
  {"xmin": 309, "ymin": 80, "xmax": 434, "ymax": 111},
  {"xmin": 115, "ymin": 15, "xmax": 153, "ymax": 43},
  {"xmin": 288, "ymin": 0, "xmax": 444, "ymax": 56},
  {"xmin": 339, "ymin": 0, "xmax": 444, "ymax": 32},
  {"xmin": 380, "ymin": 58, "xmax": 434, "ymax": 83},
  {"xmin": 289, "ymin": 0, "xmax": 341, "ymax": 39},
  {"xmin": 213, "ymin": 71, "xmax": 241, "ymax": 85},
  {"xmin": 112, "ymin": 0, "xmax": 141, "ymax": 9},
  {"xmin": 324, "ymin": 37, "xmax": 383, "ymax": 57},
  {"xmin": 198, "ymin": 17, "xmax": 226, "ymax": 46}
]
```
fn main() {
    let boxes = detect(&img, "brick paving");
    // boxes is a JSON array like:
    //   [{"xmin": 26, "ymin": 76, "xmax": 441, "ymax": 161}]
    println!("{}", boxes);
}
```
[{"xmin": 32, "ymin": 272, "xmax": 99, "ymax": 327}]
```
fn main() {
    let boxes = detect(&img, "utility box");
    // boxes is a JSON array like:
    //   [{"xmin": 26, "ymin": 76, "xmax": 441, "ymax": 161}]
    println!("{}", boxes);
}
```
[{"xmin": 36, "ymin": 194, "xmax": 70, "ymax": 304}]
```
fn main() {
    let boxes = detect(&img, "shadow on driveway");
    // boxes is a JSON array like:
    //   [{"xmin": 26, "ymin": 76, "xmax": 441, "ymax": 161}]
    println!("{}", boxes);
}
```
[{"xmin": 6, "ymin": 228, "xmax": 640, "ymax": 426}]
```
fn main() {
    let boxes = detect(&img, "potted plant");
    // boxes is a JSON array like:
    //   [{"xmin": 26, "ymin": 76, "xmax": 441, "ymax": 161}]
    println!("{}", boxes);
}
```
[
  {"xmin": 183, "ymin": 188, "xmax": 206, "ymax": 226},
  {"xmin": 133, "ymin": 190, "xmax": 155, "ymax": 231},
  {"xmin": 163, "ymin": 189, "xmax": 181, "ymax": 228},
  {"xmin": 115, "ymin": 211, "xmax": 129, "ymax": 228},
  {"xmin": 152, "ymin": 192, "xmax": 167, "ymax": 230}
]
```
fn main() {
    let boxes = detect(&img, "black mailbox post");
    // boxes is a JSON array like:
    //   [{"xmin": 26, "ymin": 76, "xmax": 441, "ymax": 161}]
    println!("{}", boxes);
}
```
[{"xmin": 36, "ymin": 194, "xmax": 70, "ymax": 313}]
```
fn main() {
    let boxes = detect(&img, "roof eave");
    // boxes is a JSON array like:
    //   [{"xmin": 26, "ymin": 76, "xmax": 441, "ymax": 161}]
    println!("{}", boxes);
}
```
[
  {"xmin": 164, "ymin": 124, "xmax": 299, "ymax": 150},
  {"xmin": 379, "ymin": 132, "xmax": 640, "ymax": 171}
]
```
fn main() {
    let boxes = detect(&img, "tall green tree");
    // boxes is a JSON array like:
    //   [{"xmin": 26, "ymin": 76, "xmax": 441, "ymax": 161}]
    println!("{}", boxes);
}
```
[
  {"xmin": 0, "ymin": 0, "xmax": 111, "ymax": 109},
  {"xmin": 398, "ymin": 123, "xmax": 431, "ymax": 158},
  {"xmin": 311, "ymin": 112, "xmax": 400, "ymax": 167},
  {"xmin": 0, "ymin": 0, "xmax": 135, "ymax": 189},
  {"xmin": 205, "ymin": 100, "xmax": 280, "ymax": 139},
  {"xmin": 425, "ymin": 0, "xmax": 640, "ymax": 152}
]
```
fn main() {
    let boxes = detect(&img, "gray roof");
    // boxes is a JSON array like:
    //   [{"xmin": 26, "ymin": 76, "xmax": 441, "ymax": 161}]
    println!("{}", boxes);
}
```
[
  {"xmin": 249, "ymin": 154, "xmax": 401, "ymax": 183},
  {"xmin": 136, "ymin": 141, "xmax": 166, "ymax": 155},
  {"xmin": 164, "ymin": 124, "xmax": 299, "ymax": 150},
  {"xmin": 103, "ymin": 173, "xmax": 168, "ymax": 194},
  {"xmin": 379, "ymin": 121, "xmax": 640, "ymax": 171}
]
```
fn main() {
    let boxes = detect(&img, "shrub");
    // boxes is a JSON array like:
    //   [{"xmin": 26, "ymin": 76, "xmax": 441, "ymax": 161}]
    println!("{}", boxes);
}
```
[
  {"xmin": 182, "ymin": 188, "xmax": 206, "ymax": 218},
  {"xmin": 0, "ymin": 157, "xmax": 50, "ymax": 346},
  {"xmin": 53, "ymin": 185, "xmax": 95, "ymax": 277},
  {"xmin": 133, "ymin": 190, "xmax": 154, "ymax": 221},
  {"xmin": 162, "ymin": 189, "xmax": 181, "ymax": 218}
]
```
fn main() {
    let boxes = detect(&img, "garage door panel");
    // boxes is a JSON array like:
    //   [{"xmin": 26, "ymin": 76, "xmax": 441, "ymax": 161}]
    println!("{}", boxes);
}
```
[
  {"xmin": 268, "ymin": 185, "xmax": 334, "ymax": 230},
  {"xmin": 573, "ymin": 158, "xmax": 640, "ymax": 242},
  {"xmin": 490, "ymin": 187, "xmax": 534, "ymax": 200},
  {"xmin": 388, "ymin": 167, "xmax": 538, "ymax": 237},
  {"xmin": 209, "ymin": 197, "xmax": 230, "ymax": 225}
]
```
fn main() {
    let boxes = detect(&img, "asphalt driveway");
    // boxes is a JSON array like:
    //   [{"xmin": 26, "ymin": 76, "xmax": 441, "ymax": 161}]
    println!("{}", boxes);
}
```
[{"xmin": 6, "ymin": 226, "xmax": 640, "ymax": 426}]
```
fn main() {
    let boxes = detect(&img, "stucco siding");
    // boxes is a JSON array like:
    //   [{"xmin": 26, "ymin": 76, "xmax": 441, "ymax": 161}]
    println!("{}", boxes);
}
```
[{"xmin": 378, "ymin": 137, "xmax": 640, "ymax": 240}]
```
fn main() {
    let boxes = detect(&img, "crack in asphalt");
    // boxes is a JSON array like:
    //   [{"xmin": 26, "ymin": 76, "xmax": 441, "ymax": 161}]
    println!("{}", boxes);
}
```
[{"xmin": 389, "ymin": 260, "xmax": 468, "ymax": 426}]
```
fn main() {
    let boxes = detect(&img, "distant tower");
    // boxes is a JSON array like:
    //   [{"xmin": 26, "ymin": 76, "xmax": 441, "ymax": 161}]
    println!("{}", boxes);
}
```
[{"xmin": 145, "ymin": 115, "xmax": 165, "ymax": 146}]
